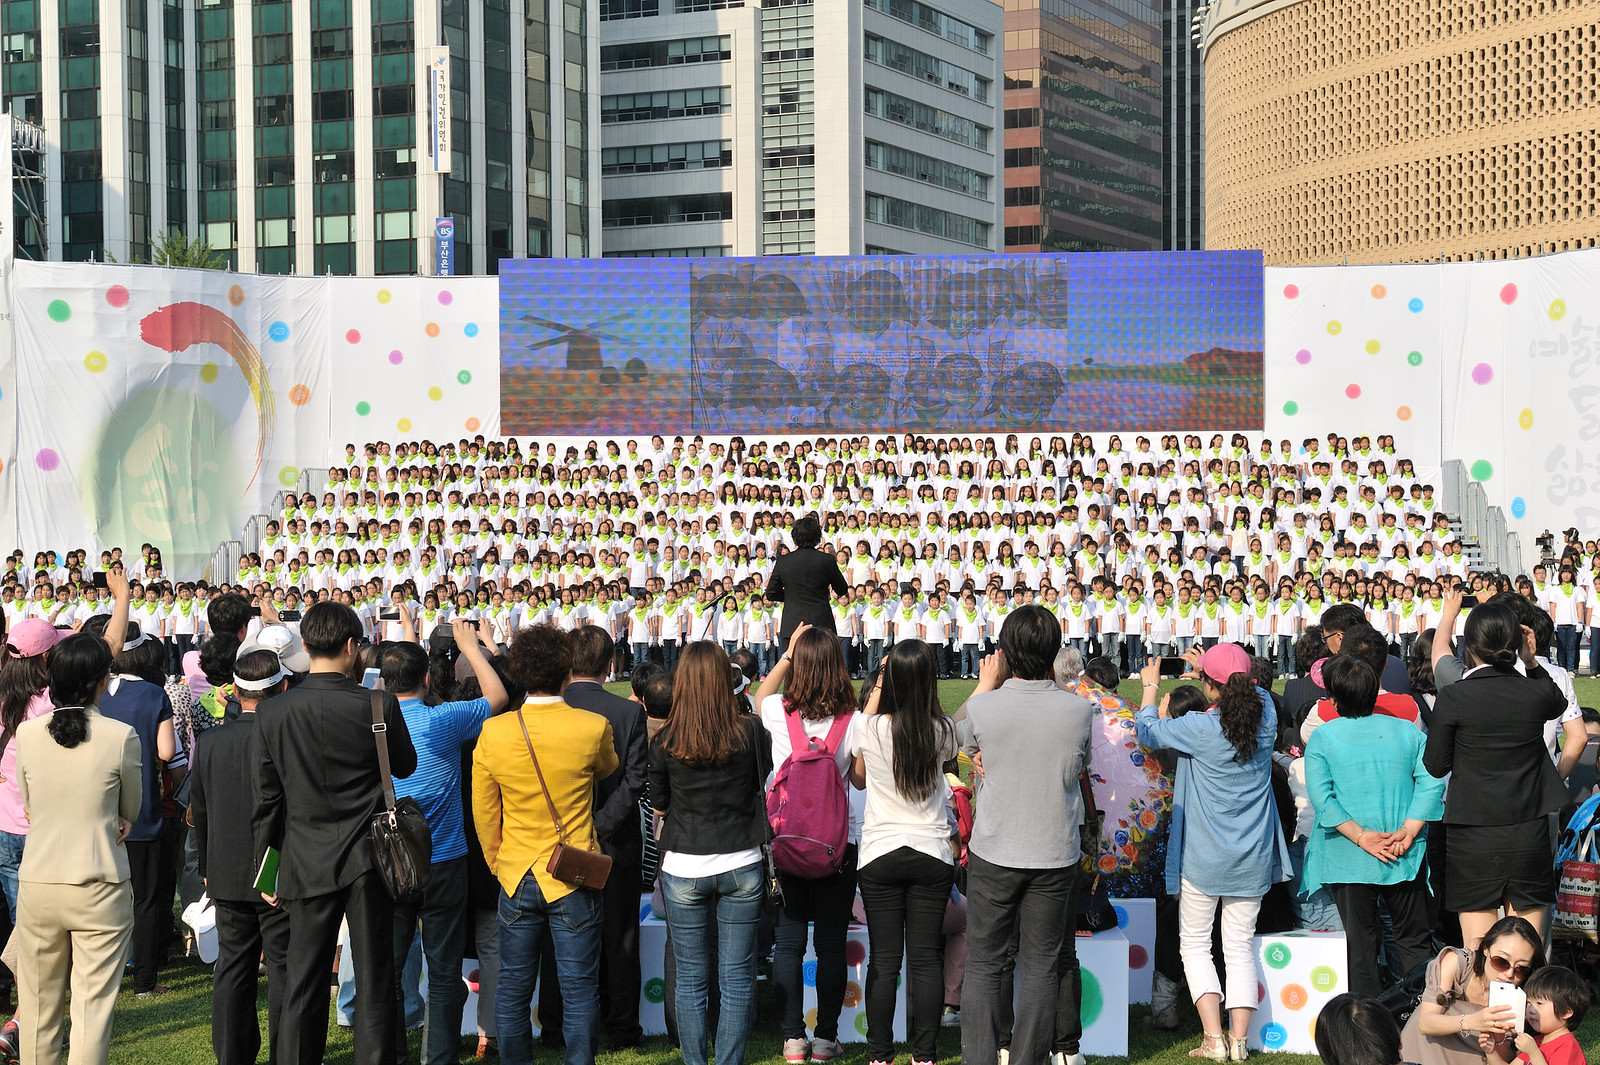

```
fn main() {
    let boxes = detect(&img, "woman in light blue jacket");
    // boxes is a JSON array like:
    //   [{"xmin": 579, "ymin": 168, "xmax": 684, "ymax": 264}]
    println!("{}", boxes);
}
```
[
  {"xmin": 1136, "ymin": 645, "xmax": 1290, "ymax": 1063},
  {"xmin": 1302, "ymin": 654, "xmax": 1445, "ymax": 998}
]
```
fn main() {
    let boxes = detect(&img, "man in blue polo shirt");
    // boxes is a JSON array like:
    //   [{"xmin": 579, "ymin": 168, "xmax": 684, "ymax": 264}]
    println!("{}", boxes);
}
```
[{"xmin": 381, "ymin": 617, "xmax": 509, "ymax": 1065}]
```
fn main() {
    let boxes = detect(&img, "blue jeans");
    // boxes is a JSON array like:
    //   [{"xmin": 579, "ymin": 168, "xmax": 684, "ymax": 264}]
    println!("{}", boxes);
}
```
[
  {"xmin": 1099, "ymin": 632, "xmax": 1121, "ymax": 670},
  {"xmin": 1275, "ymin": 635, "xmax": 1297, "ymax": 676},
  {"xmin": 497, "ymin": 872, "xmax": 603, "ymax": 1065},
  {"xmin": 723, "ymin": 640, "xmax": 740, "ymax": 659},
  {"xmin": 1123, "ymin": 634, "xmax": 1145, "ymax": 675},
  {"xmin": 1068, "ymin": 637, "xmax": 1088, "ymax": 659},
  {"xmin": 1252, "ymin": 634, "xmax": 1271, "ymax": 661},
  {"xmin": 1174, "ymin": 636, "xmax": 1195, "ymax": 654},
  {"xmin": 1557, "ymin": 624, "xmax": 1580, "ymax": 673},
  {"xmin": 631, "ymin": 643, "xmax": 651, "ymax": 672},
  {"xmin": 661, "ymin": 861, "xmax": 765, "ymax": 1065},
  {"xmin": 961, "ymin": 643, "xmax": 981, "ymax": 677},
  {"xmin": 866, "ymin": 639, "xmax": 886, "ymax": 674},
  {"xmin": 393, "ymin": 857, "xmax": 470, "ymax": 1065},
  {"xmin": 0, "ymin": 830, "xmax": 24, "ymax": 923},
  {"xmin": 748, "ymin": 643, "xmax": 770, "ymax": 675}
]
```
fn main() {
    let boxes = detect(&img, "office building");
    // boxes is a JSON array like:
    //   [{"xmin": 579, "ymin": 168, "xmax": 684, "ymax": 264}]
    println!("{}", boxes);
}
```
[
  {"xmin": 1203, "ymin": 0, "xmax": 1600, "ymax": 264},
  {"xmin": 0, "ymin": 0, "xmax": 599, "ymax": 274},
  {"xmin": 1161, "ymin": 0, "xmax": 1201, "ymax": 250},
  {"xmin": 597, "ymin": 0, "xmax": 1004, "ymax": 258},
  {"xmin": 999, "ymin": 0, "xmax": 1164, "ymax": 254}
]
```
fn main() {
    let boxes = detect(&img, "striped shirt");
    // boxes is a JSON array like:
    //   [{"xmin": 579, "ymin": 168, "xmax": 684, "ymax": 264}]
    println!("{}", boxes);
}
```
[{"xmin": 394, "ymin": 696, "xmax": 492, "ymax": 862}]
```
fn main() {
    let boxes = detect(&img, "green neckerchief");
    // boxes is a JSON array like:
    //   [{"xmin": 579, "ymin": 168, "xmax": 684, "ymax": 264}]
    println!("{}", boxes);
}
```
[{"xmin": 1203, "ymin": 601, "xmax": 1220, "ymax": 619}]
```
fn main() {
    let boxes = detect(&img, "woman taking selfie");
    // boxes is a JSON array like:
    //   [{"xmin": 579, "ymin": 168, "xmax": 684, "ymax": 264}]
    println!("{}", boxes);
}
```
[{"xmin": 1398, "ymin": 915, "xmax": 1545, "ymax": 1065}]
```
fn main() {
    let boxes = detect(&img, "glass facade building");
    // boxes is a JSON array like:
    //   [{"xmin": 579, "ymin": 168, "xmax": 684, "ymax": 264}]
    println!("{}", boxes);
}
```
[
  {"xmin": 999, "ymin": 0, "xmax": 1164, "ymax": 254},
  {"xmin": 0, "ymin": 0, "xmax": 601, "ymax": 272}
]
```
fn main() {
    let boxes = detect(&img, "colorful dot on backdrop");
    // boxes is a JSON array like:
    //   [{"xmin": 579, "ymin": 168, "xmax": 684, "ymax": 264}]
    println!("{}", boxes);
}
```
[
  {"xmin": 1129, "ymin": 944, "xmax": 1149, "ymax": 968},
  {"xmin": 1501, "ymin": 283, "xmax": 1518, "ymax": 304},
  {"xmin": 1365, "ymin": 340, "xmax": 1380, "ymax": 354},
  {"xmin": 1408, "ymin": 351, "xmax": 1423, "ymax": 366},
  {"xmin": 289, "ymin": 384, "xmax": 311, "ymax": 406},
  {"xmin": 1326, "ymin": 320, "xmax": 1342, "ymax": 335},
  {"xmin": 388, "ymin": 350, "xmax": 404, "ymax": 365},
  {"xmin": 1280, "ymin": 984, "xmax": 1309, "ymax": 1010},
  {"xmin": 428, "ymin": 386, "xmax": 444, "ymax": 401},
  {"xmin": 1266, "ymin": 943, "xmax": 1293, "ymax": 969},
  {"xmin": 1283, "ymin": 284, "xmax": 1299, "ymax": 299},
  {"xmin": 1408, "ymin": 297, "xmax": 1424, "ymax": 313},
  {"xmin": 1080, "ymin": 967, "xmax": 1104, "ymax": 1026},
  {"xmin": 643, "ymin": 978, "xmax": 665, "ymax": 1005},
  {"xmin": 438, "ymin": 290, "xmax": 453, "ymax": 306},
  {"xmin": 1551, "ymin": 299, "xmax": 1567, "ymax": 321},
  {"xmin": 842, "ymin": 982, "xmax": 862, "ymax": 1008},
  {"xmin": 1261, "ymin": 1024, "xmax": 1288, "ymax": 1050},
  {"xmin": 1310, "ymin": 966, "xmax": 1338, "ymax": 993},
  {"xmin": 200, "ymin": 362, "xmax": 219, "ymax": 383},
  {"xmin": 228, "ymin": 285, "xmax": 245, "ymax": 306},
  {"xmin": 355, "ymin": 401, "xmax": 371, "ymax": 416},
  {"xmin": 1471, "ymin": 459, "xmax": 1494, "ymax": 480},
  {"xmin": 46, "ymin": 299, "xmax": 70, "ymax": 322},
  {"xmin": 346, "ymin": 329, "xmax": 361, "ymax": 344},
  {"xmin": 1370, "ymin": 284, "xmax": 1386, "ymax": 299},
  {"xmin": 1397, "ymin": 406, "xmax": 1412, "ymax": 421},
  {"xmin": 1512, "ymin": 497, "xmax": 1527, "ymax": 518},
  {"xmin": 465, "ymin": 417, "xmax": 481, "ymax": 432},
  {"xmin": 1282, "ymin": 401, "xmax": 1299, "ymax": 416},
  {"xmin": 464, "ymin": 322, "xmax": 480, "ymax": 338},
  {"xmin": 1520, "ymin": 408, "xmax": 1534, "ymax": 429},
  {"xmin": 397, "ymin": 418, "xmax": 412, "ymax": 432},
  {"xmin": 1471, "ymin": 363, "xmax": 1493, "ymax": 385},
  {"xmin": 105, "ymin": 285, "xmax": 129, "ymax": 308},
  {"xmin": 1345, "ymin": 384, "xmax": 1361, "ymax": 399},
  {"xmin": 457, "ymin": 369, "xmax": 473, "ymax": 385},
  {"xmin": 278, "ymin": 466, "xmax": 299, "ymax": 487},
  {"xmin": 854, "ymin": 1014, "xmax": 869, "ymax": 1037},
  {"xmin": 269, "ymin": 321, "xmax": 290, "ymax": 342},
  {"xmin": 1295, "ymin": 349, "xmax": 1311, "ymax": 365},
  {"xmin": 846, "ymin": 939, "xmax": 867, "ymax": 966},
  {"xmin": 802, "ymin": 961, "xmax": 818, "ymax": 988},
  {"xmin": 83, "ymin": 350, "xmax": 107, "ymax": 373},
  {"xmin": 35, "ymin": 448, "xmax": 59, "ymax": 472},
  {"xmin": 425, "ymin": 322, "xmax": 441, "ymax": 337},
  {"xmin": 1258, "ymin": 982, "xmax": 1267, "ymax": 1005},
  {"xmin": 376, "ymin": 289, "xmax": 391, "ymax": 304}
]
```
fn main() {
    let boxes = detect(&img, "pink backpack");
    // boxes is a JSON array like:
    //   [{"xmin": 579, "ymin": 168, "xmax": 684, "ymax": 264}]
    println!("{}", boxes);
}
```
[{"xmin": 766, "ymin": 710, "xmax": 853, "ymax": 878}]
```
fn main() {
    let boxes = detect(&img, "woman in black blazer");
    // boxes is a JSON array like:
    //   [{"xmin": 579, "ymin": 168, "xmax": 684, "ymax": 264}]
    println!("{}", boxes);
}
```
[{"xmin": 1424, "ymin": 601, "xmax": 1567, "ymax": 949}]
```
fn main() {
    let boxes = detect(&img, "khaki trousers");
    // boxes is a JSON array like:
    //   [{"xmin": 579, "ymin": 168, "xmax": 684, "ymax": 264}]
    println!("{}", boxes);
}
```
[{"xmin": 13, "ymin": 879, "xmax": 134, "ymax": 1065}]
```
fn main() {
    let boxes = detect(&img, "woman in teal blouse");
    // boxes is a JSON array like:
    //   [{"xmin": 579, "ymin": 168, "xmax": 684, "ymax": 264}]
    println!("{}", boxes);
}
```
[{"xmin": 1302, "ymin": 654, "xmax": 1446, "ymax": 998}]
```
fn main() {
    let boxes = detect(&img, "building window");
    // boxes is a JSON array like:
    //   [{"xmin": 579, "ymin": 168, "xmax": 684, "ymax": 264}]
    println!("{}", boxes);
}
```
[
  {"xmin": 599, "ymin": 0, "xmax": 657, "ymax": 19},
  {"xmin": 864, "ymin": 140, "xmax": 989, "ymax": 198},
  {"xmin": 601, "ymin": 193, "xmax": 732, "ymax": 227},
  {"xmin": 674, "ymin": 0, "xmax": 740, "ymax": 10},
  {"xmin": 863, "ymin": 0, "xmax": 990, "ymax": 55},
  {"xmin": 604, "ymin": 245, "xmax": 730, "ymax": 257},
  {"xmin": 600, "ymin": 86, "xmax": 731, "ymax": 123},
  {"xmin": 864, "ymin": 87, "xmax": 988, "ymax": 151},
  {"xmin": 600, "ymin": 34, "xmax": 728, "ymax": 71},
  {"xmin": 865, "ymin": 193, "xmax": 990, "ymax": 247},
  {"xmin": 600, "ymin": 139, "xmax": 731, "ymax": 175},
  {"xmin": 864, "ymin": 35, "xmax": 988, "ymax": 101},
  {"xmin": 1004, "ymin": 224, "xmax": 1041, "ymax": 246}
]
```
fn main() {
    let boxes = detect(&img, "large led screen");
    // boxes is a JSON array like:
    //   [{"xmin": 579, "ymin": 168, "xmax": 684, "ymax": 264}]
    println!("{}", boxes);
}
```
[{"xmin": 499, "ymin": 251, "xmax": 1264, "ymax": 434}]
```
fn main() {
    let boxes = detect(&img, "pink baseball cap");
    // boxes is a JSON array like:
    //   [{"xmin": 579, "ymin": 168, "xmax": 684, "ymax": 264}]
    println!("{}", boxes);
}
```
[
  {"xmin": 7, "ymin": 619, "xmax": 63, "ymax": 659},
  {"xmin": 1199, "ymin": 643, "xmax": 1252, "ymax": 685}
]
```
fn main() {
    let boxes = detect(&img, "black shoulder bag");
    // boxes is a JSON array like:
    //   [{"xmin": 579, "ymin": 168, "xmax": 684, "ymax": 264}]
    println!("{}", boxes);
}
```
[{"xmin": 368, "ymin": 692, "xmax": 433, "ymax": 901}]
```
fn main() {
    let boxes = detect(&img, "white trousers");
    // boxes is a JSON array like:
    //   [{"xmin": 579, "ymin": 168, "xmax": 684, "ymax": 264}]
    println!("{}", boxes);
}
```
[{"xmin": 1177, "ymin": 876, "xmax": 1263, "ymax": 1010}]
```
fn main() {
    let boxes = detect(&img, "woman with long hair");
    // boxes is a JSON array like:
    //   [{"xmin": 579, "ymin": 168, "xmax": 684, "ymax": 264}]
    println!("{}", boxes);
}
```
[
  {"xmin": 847, "ymin": 639, "xmax": 956, "ymax": 1065},
  {"xmin": 1399, "ymin": 915, "xmax": 1546, "ymax": 1065},
  {"xmin": 13, "ymin": 632, "xmax": 142, "ymax": 1065},
  {"xmin": 751, "ymin": 624, "xmax": 861, "ymax": 1065},
  {"xmin": 1424, "ymin": 602, "xmax": 1567, "ymax": 947},
  {"xmin": 1136, "ymin": 645, "xmax": 1288, "ymax": 1062},
  {"xmin": 648, "ymin": 641, "xmax": 772, "ymax": 1065}
]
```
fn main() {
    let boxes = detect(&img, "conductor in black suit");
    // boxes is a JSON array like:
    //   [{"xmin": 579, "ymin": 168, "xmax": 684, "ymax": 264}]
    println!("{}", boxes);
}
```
[
  {"xmin": 191, "ymin": 647, "xmax": 294, "ymax": 1065},
  {"xmin": 253, "ymin": 602, "xmax": 418, "ymax": 1065},
  {"xmin": 562, "ymin": 625, "xmax": 649, "ymax": 1049},
  {"xmin": 765, "ymin": 514, "xmax": 849, "ymax": 652}
]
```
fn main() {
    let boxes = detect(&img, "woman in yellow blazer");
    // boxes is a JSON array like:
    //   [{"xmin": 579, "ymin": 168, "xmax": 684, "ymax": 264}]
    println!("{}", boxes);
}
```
[{"xmin": 13, "ymin": 634, "xmax": 142, "ymax": 1065}]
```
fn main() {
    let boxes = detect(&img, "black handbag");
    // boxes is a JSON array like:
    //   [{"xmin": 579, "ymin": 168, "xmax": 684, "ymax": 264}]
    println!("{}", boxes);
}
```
[
  {"xmin": 1076, "ymin": 767, "xmax": 1117, "ymax": 933},
  {"xmin": 368, "ymin": 692, "xmax": 432, "ymax": 902}
]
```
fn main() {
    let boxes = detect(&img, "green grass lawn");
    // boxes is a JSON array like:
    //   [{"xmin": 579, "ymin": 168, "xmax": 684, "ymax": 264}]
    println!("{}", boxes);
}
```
[{"xmin": 106, "ymin": 673, "xmax": 1600, "ymax": 1064}]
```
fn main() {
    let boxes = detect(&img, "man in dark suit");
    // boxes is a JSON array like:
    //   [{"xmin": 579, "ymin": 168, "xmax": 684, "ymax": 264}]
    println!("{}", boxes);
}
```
[
  {"xmin": 191, "ymin": 647, "xmax": 294, "ymax": 1065},
  {"xmin": 560, "ymin": 625, "xmax": 648, "ymax": 1049},
  {"xmin": 765, "ymin": 513, "xmax": 849, "ymax": 652},
  {"xmin": 254, "ymin": 602, "xmax": 418, "ymax": 1065}
]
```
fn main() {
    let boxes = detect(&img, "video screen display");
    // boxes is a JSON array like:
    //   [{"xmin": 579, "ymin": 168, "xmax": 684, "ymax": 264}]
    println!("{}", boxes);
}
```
[{"xmin": 499, "ymin": 251, "xmax": 1264, "ymax": 434}]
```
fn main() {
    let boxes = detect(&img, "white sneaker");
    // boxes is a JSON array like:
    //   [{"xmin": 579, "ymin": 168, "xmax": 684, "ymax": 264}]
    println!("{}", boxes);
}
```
[
  {"xmin": 999, "ymin": 1050, "xmax": 1009, "ymax": 1065},
  {"xmin": 1051, "ymin": 1053, "xmax": 1087, "ymax": 1065}
]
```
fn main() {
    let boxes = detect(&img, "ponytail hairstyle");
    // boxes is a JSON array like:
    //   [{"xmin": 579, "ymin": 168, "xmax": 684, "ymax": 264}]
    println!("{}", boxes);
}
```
[
  {"xmin": 1462, "ymin": 601, "xmax": 1522, "ymax": 673},
  {"xmin": 46, "ymin": 633, "xmax": 113, "ymax": 749},
  {"xmin": 1215, "ymin": 672, "xmax": 1263, "ymax": 763},
  {"xmin": 877, "ymin": 639, "xmax": 952, "ymax": 803}
]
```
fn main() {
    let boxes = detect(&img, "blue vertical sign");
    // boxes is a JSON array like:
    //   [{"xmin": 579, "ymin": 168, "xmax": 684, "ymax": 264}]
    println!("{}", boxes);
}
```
[{"xmin": 435, "ymin": 217, "xmax": 454, "ymax": 276}]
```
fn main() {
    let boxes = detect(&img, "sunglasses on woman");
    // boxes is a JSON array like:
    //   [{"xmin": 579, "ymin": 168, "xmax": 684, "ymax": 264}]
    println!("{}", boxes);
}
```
[{"xmin": 1487, "ymin": 954, "xmax": 1532, "ymax": 980}]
